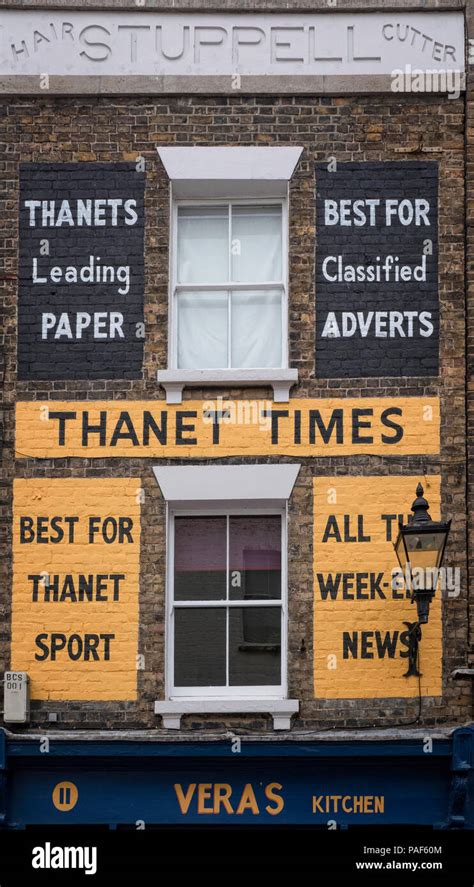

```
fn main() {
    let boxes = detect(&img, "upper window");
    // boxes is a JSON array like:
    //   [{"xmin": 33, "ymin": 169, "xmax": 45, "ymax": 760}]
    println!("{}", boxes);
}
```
[
  {"xmin": 169, "ymin": 511, "xmax": 286, "ymax": 698},
  {"xmin": 172, "ymin": 201, "xmax": 287, "ymax": 371}
]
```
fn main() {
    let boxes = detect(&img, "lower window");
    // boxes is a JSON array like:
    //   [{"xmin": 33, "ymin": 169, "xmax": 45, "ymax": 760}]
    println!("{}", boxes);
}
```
[{"xmin": 169, "ymin": 511, "xmax": 286, "ymax": 697}]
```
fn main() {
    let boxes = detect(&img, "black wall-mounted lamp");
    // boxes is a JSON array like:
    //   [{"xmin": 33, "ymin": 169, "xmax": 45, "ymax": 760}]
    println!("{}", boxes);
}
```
[{"xmin": 394, "ymin": 483, "xmax": 451, "ymax": 677}]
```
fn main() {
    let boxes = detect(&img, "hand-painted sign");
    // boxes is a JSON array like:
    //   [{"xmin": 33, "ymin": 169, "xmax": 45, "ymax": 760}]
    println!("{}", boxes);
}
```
[
  {"xmin": 313, "ymin": 476, "xmax": 442, "ymax": 698},
  {"xmin": 11, "ymin": 478, "xmax": 140, "ymax": 700},
  {"xmin": 6, "ymin": 749, "xmax": 455, "ymax": 826},
  {"xmin": 18, "ymin": 163, "xmax": 145, "ymax": 380},
  {"xmin": 315, "ymin": 162, "xmax": 439, "ymax": 378},
  {"xmin": 15, "ymin": 397, "xmax": 439, "ymax": 459}
]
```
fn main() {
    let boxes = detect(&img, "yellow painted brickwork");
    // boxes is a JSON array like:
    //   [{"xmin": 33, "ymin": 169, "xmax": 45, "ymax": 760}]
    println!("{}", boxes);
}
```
[
  {"xmin": 313, "ymin": 476, "xmax": 442, "ymax": 699},
  {"xmin": 15, "ymin": 398, "xmax": 440, "ymax": 458},
  {"xmin": 11, "ymin": 478, "xmax": 140, "ymax": 701}
]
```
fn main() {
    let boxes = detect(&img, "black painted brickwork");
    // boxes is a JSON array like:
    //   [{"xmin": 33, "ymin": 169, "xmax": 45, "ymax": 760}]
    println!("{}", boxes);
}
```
[
  {"xmin": 18, "ymin": 162, "xmax": 145, "ymax": 380},
  {"xmin": 315, "ymin": 162, "xmax": 439, "ymax": 378}
]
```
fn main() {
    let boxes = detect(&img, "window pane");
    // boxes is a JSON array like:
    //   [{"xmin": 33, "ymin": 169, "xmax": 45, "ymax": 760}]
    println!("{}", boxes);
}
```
[
  {"xmin": 177, "ymin": 206, "xmax": 228, "ymax": 284},
  {"xmin": 174, "ymin": 517, "xmax": 227, "ymax": 601},
  {"xmin": 178, "ymin": 291, "xmax": 228, "ymax": 368},
  {"xmin": 231, "ymin": 205, "xmax": 282, "ymax": 282},
  {"xmin": 231, "ymin": 289, "xmax": 282, "ymax": 368},
  {"xmin": 229, "ymin": 607, "xmax": 281, "ymax": 686},
  {"xmin": 229, "ymin": 516, "xmax": 281, "ymax": 601},
  {"xmin": 174, "ymin": 608, "xmax": 226, "ymax": 687}
]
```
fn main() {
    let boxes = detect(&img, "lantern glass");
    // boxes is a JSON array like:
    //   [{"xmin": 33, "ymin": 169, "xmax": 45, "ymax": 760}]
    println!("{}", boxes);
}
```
[
  {"xmin": 394, "ymin": 532, "xmax": 409, "ymax": 572},
  {"xmin": 394, "ymin": 522, "xmax": 450, "ymax": 578},
  {"xmin": 403, "ymin": 530, "xmax": 448, "ymax": 571}
]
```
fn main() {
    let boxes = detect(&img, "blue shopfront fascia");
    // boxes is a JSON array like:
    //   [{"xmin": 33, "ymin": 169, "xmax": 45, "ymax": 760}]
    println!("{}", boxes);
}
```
[{"xmin": 0, "ymin": 726, "xmax": 473, "ymax": 828}]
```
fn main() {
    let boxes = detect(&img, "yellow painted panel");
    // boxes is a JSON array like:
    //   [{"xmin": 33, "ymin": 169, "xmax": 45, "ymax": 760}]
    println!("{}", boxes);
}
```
[
  {"xmin": 313, "ymin": 476, "xmax": 442, "ymax": 699},
  {"xmin": 11, "ymin": 478, "xmax": 140, "ymax": 700},
  {"xmin": 15, "ymin": 398, "xmax": 440, "ymax": 459}
]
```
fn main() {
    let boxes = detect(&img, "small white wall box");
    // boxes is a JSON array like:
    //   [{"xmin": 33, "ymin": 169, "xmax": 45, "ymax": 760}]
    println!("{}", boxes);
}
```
[{"xmin": 3, "ymin": 672, "xmax": 29, "ymax": 723}]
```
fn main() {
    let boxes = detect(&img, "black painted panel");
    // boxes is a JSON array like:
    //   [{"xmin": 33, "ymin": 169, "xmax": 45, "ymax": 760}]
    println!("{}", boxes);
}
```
[
  {"xmin": 18, "ymin": 163, "xmax": 145, "ymax": 380},
  {"xmin": 315, "ymin": 162, "xmax": 439, "ymax": 378}
]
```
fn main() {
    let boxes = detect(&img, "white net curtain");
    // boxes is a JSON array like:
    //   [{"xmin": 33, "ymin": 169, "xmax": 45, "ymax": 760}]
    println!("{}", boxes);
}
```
[{"xmin": 176, "ymin": 204, "xmax": 284, "ymax": 369}]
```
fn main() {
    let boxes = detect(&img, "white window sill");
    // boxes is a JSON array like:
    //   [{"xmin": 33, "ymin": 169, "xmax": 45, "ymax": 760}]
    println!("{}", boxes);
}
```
[
  {"xmin": 154, "ymin": 699, "xmax": 299, "ymax": 730},
  {"xmin": 157, "ymin": 369, "xmax": 298, "ymax": 404}
]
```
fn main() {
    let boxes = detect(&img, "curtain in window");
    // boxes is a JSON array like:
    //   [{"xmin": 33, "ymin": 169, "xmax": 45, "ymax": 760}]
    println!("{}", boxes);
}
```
[
  {"xmin": 177, "ymin": 291, "xmax": 228, "ymax": 369},
  {"xmin": 176, "ymin": 204, "xmax": 283, "ymax": 370},
  {"xmin": 231, "ymin": 290, "xmax": 281, "ymax": 368},
  {"xmin": 177, "ymin": 206, "xmax": 228, "ymax": 284},
  {"xmin": 231, "ymin": 206, "xmax": 282, "ymax": 282}
]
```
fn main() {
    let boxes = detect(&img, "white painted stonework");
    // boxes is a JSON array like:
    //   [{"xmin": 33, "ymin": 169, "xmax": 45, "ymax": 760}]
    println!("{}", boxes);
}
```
[
  {"xmin": 158, "ymin": 146, "xmax": 303, "ymax": 187},
  {"xmin": 156, "ymin": 369, "xmax": 299, "ymax": 403},
  {"xmin": 152, "ymin": 464, "xmax": 301, "ymax": 505},
  {"xmin": 154, "ymin": 699, "xmax": 299, "ymax": 731},
  {"xmin": 0, "ymin": 11, "xmax": 465, "ymax": 80}
]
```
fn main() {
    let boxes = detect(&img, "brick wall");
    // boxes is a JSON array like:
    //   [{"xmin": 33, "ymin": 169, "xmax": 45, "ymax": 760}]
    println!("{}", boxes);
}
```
[
  {"xmin": 0, "ymin": 88, "xmax": 469, "ymax": 731},
  {"xmin": 466, "ymin": 6, "xmax": 474, "ymax": 684}
]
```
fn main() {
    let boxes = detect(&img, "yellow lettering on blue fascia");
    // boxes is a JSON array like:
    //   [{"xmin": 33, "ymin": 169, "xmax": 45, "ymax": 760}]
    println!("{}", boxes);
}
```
[
  {"xmin": 173, "ymin": 783, "xmax": 285, "ymax": 815},
  {"xmin": 312, "ymin": 795, "xmax": 385, "ymax": 814}
]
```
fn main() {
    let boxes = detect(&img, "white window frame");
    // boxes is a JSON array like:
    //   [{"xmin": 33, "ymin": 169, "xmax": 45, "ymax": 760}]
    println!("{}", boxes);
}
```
[
  {"xmin": 166, "ymin": 505, "xmax": 288, "ymax": 701},
  {"xmin": 156, "ymin": 146, "xmax": 302, "ymax": 404},
  {"xmin": 169, "ymin": 196, "xmax": 289, "ymax": 373}
]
